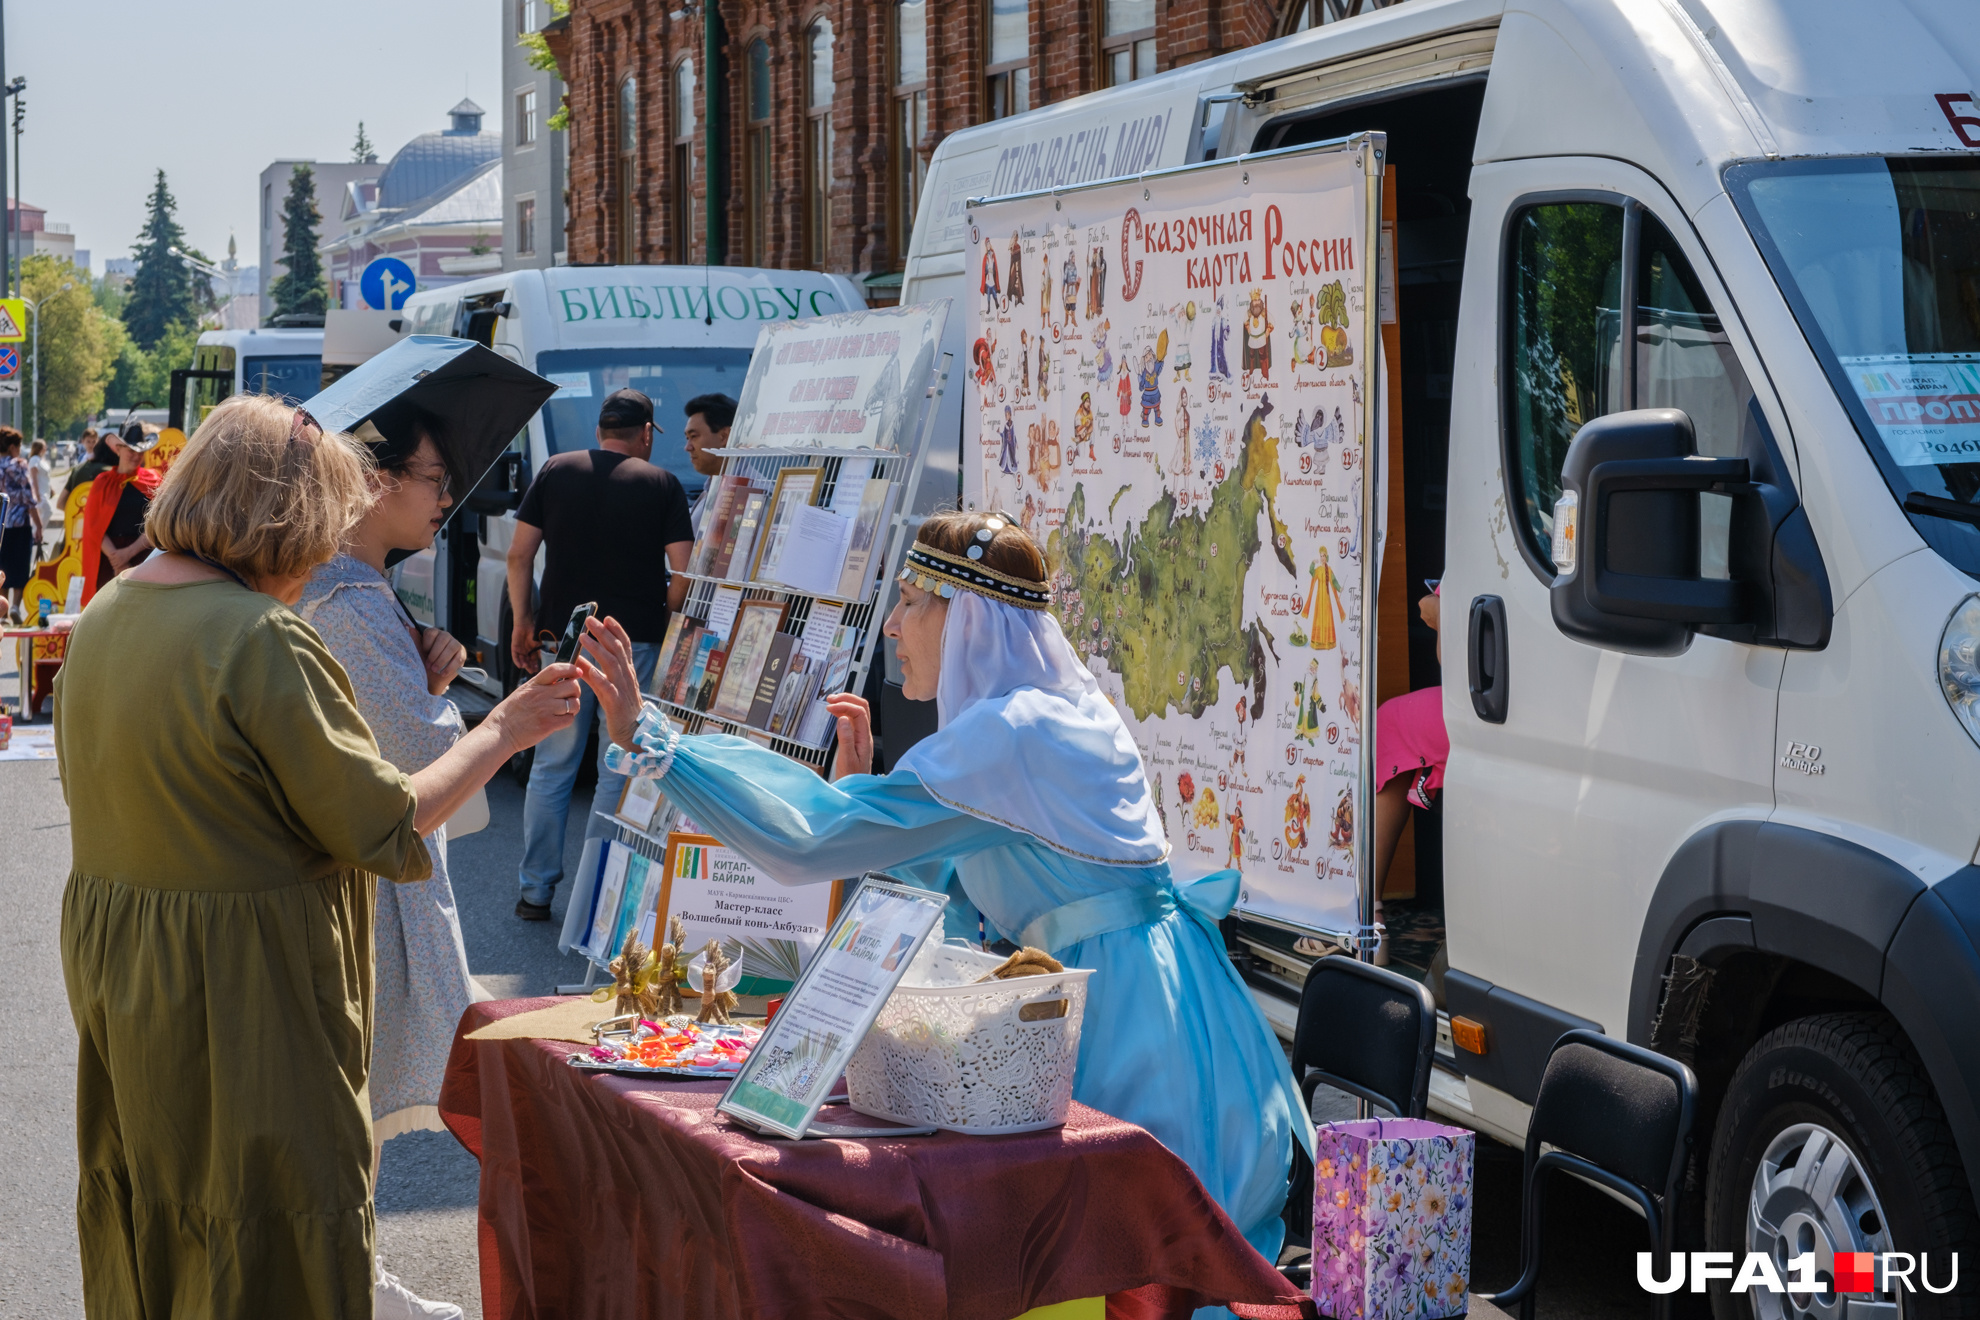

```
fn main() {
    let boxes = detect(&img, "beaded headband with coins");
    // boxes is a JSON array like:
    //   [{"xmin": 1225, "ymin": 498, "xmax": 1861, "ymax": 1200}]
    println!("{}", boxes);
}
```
[{"xmin": 897, "ymin": 519, "xmax": 1051, "ymax": 611}]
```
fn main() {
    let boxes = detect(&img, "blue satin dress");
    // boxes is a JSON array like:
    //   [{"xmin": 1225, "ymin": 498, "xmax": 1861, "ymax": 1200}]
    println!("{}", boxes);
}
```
[{"xmin": 612, "ymin": 729, "xmax": 1309, "ymax": 1261}]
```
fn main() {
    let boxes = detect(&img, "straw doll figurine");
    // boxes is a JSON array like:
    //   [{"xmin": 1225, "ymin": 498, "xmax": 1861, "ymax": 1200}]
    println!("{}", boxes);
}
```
[
  {"xmin": 609, "ymin": 929, "xmax": 659, "ymax": 1020},
  {"xmin": 695, "ymin": 939, "xmax": 740, "ymax": 1025},
  {"xmin": 653, "ymin": 914, "xmax": 688, "ymax": 1019}
]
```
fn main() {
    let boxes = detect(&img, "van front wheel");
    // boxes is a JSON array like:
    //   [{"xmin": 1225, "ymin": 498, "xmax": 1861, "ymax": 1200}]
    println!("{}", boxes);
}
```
[{"xmin": 1705, "ymin": 1012, "xmax": 1979, "ymax": 1319}]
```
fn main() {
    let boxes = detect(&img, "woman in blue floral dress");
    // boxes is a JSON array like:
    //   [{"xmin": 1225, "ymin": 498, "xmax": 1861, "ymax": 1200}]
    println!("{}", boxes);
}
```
[{"xmin": 297, "ymin": 410, "xmax": 482, "ymax": 1320}]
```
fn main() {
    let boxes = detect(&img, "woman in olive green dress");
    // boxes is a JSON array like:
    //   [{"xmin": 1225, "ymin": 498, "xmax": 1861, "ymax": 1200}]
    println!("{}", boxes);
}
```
[{"xmin": 54, "ymin": 395, "xmax": 585, "ymax": 1319}]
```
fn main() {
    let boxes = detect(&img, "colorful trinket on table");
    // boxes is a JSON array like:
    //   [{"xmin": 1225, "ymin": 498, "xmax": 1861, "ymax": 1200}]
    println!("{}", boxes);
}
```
[{"xmin": 581, "ymin": 1017, "xmax": 763, "ymax": 1076}]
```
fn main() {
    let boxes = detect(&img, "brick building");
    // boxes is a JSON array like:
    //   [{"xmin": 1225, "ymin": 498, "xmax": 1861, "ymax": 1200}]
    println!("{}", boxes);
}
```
[{"xmin": 544, "ymin": 0, "xmax": 1376, "ymax": 292}]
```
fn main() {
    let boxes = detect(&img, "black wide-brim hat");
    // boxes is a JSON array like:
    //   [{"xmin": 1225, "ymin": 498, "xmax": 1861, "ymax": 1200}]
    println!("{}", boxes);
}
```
[{"xmin": 306, "ymin": 334, "xmax": 556, "ymax": 523}]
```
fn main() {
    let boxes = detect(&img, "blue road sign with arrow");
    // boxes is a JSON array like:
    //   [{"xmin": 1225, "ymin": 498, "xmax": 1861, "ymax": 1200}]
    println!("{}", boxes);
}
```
[{"xmin": 360, "ymin": 257, "xmax": 417, "ymax": 311}]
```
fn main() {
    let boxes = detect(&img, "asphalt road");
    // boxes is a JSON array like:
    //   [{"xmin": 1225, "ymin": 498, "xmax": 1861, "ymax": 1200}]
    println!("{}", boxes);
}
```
[{"xmin": 3, "ymin": 640, "xmax": 1654, "ymax": 1318}]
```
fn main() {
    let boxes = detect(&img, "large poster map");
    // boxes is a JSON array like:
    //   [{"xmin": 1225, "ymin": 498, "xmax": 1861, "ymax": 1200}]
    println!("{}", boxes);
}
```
[{"xmin": 964, "ymin": 146, "xmax": 1379, "ymax": 935}]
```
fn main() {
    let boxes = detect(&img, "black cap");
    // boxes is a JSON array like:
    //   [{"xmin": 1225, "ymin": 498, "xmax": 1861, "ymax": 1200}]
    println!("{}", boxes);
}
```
[{"xmin": 598, "ymin": 388, "xmax": 653, "ymax": 431}]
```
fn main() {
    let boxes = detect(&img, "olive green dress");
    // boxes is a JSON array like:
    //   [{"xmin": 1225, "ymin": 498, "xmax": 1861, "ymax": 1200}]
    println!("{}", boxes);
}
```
[{"xmin": 54, "ymin": 576, "xmax": 432, "ymax": 1319}]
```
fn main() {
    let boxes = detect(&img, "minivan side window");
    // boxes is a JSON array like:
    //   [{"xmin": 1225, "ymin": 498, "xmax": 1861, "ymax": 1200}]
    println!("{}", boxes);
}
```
[{"xmin": 1506, "ymin": 202, "xmax": 1754, "ymax": 575}]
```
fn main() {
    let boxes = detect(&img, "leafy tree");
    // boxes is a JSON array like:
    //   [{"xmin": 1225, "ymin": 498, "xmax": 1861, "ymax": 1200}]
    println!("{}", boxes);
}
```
[
  {"xmin": 121, "ymin": 169, "xmax": 197, "ymax": 350},
  {"xmin": 268, "ymin": 164, "xmax": 329, "ymax": 320},
  {"xmin": 20, "ymin": 254, "xmax": 125, "ymax": 434},
  {"xmin": 104, "ymin": 317, "xmax": 198, "ymax": 414},
  {"xmin": 354, "ymin": 122, "xmax": 377, "ymax": 164},
  {"xmin": 519, "ymin": 0, "xmax": 573, "ymax": 130}
]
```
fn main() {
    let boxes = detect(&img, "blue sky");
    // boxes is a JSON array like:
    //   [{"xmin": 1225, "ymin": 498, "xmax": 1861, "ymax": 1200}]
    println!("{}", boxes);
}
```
[{"xmin": 13, "ymin": 0, "xmax": 502, "ymax": 273}]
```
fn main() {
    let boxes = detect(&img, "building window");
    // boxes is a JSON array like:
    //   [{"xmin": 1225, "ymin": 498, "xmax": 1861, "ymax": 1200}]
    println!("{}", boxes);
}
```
[
  {"xmin": 672, "ymin": 57, "xmax": 697, "ymax": 263},
  {"xmin": 747, "ymin": 38, "xmax": 772, "ymax": 265},
  {"xmin": 618, "ymin": 75, "xmax": 638, "ymax": 264},
  {"xmin": 517, "ymin": 196, "xmax": 537, "ymax": 256},
  {"xmin": 894, "ymin": 0, "xmax": 928, "ymax": 268},
  {"xmin": 1101, "ymin": 0, "xmax": 1156, "ymax": 86},
  {"xmin": 516, "ymin": 0, "xmax": 534, "ymax": 34},
  {"xmin": 807, "ymin": 19, "xmax": 836, "ymax": 270},
  {"xmin": 517, "ymin": 87, "xmax": 538, "ymax": 147},
  {"xmin": 986, "ymin": 0, "xmax": 1029, "ymax": 119}
]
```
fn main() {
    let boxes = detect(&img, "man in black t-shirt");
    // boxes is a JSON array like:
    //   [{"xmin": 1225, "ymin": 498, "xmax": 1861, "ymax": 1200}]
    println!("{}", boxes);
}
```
[{"xmin": 506, "ymin": 388, "xmax": 695, "ymax": 920}]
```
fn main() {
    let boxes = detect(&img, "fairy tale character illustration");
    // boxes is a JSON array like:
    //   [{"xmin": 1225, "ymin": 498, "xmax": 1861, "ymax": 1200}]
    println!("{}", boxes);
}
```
[
  {"xmin": 1193, "ymin": 784, "xmax": 1220, "ymax": 828},
  {"xmin": 1006, "ymin": 233, "xmax": 1026, "ymax": 305},
  {"xmin": 1137, "ymin": 331, "xmax": 1169, "ymax": 428},
  {"xmin": 972, "ymin": 336, "xmax": 997, "ymax": 391},
  {"xmin": 1227, "ymin": 796, "xmax": 1247, "ymax": 867},
  {"xmin": 1294, "ymin": 546, "xmax": 1347, "ymax": 650},
  {"xmin": 980, "ymin": 242, "xmax": 1003, "ymax": 317},
  {"xmin": 1175, "ymin": 387, "xmax": 1191, "ymax": 457},
  {"xmin": 1017, "ymin": 331, "xmax": 1032, "ymax": 397},
  {"xmin": 1040, "ymin": 250, "xmax": 1052, "ymax": 328},
  {"xmin": 1172, "ymin": 322, "xmax": 1193, "ymax": 381},
  {"xmin": 1241, "ymin": 288, "xmax": 1274, "ymax": 385},
  {"xmin": 1284, "ymin": 775, "xmax": 1311, "ymax": 852},
  {"xmin": 1086, "ymin": 244, "xmax": 1107, "ymax": 319},
  {"xmin": 998, "ymin": 405, "xmax": 1020, "ymax": 475},
  {"xmin": 1095, "ymin": 321, "xmax": 1113, "ymax": 381},
  {"xmin": 1330, "ymin": 787, "xmax": 1354, "ymax": 851},
  {"xmin": 1232, "ymin": 692, "xmax": 1250, "ymax": 773},
  {"xmin": 1061, "ymin": 251, "xmax": 1081, "ymax": 332},
  {"xmin": 1118, "ymin": 371, "xmax": 1133, "ymax": 417},
  {"xmin": 1073, "ymin": 391, "xmax": 1095, "ymax": 453},
  {"xmin": 1291, "ymin": 658, "xmax": 1326, "ymax": 742},
  {"xmin": 1317, "ymin": 280, "xmax": 1352, "ymax": 366},
  {"xmin": 1208, "ymin": 296, "xmax": 1233, "ymax": 381},
  {"xmin": 1038, "ymin": 338, "xmax": 1051, "ymax": 401}
]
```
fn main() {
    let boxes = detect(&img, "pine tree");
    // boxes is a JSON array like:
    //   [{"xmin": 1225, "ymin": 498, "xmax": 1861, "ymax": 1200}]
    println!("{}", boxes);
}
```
[
  {"xmin": 268, "ymin": 164, "xmax": 329, "ymax": 320},
  {"xmin": 353, "ymin": 122, "xmax": 377, "ymax": 164},
  {"xmin": 121, "ymin": 169, "xmax": 197, "ymax": 350}
]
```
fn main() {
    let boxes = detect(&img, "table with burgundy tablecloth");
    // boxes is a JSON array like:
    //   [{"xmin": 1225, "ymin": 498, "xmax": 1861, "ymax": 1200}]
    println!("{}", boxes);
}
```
[{"xmin": 439, "ymin": 997, "xmax": 1316, "ymax": 1320}]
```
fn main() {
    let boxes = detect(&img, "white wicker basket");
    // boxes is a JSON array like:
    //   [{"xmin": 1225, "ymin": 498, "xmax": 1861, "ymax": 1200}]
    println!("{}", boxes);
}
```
[{"xmin": 845, "ymin": 941, "xmax": 1094, "ymax": 1135}]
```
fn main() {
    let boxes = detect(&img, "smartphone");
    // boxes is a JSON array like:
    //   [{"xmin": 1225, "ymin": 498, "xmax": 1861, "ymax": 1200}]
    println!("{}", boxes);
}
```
[{"xmin": 554, "ymin": 602, "xmax": 598, "ymax": 665}]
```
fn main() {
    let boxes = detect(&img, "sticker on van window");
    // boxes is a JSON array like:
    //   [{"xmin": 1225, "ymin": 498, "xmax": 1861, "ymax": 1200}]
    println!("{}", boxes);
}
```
[
  {"xmin": 545, "ymin": 371, "xmax": 592, "ymax": 398},
  {"xmin": 1838, "ymin": 353, "xmax": 1980, "ymax": 466}
]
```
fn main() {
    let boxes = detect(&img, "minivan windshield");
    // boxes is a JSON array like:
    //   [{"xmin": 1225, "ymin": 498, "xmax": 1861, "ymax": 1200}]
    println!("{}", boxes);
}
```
[
  {"xmin": 535, "ymin": 347, "xmax": 750, "ymax": 498},
  {"xmin": 1729, "ymin": 156, "xmax": 1980, "ymax": 576},
  {"xmin": 242, "ymin": 355, "xmax": 322, "ymax": 404}
]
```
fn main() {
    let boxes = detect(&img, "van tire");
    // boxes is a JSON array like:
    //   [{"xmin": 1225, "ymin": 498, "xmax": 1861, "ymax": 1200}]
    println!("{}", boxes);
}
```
[{"xmin": 1704, "ymin": 1012, "xmax": 1979, "ymax": 1319}]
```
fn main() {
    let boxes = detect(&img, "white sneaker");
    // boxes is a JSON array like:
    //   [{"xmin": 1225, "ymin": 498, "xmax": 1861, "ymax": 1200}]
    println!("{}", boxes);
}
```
[{"xmin": 374, "ymin": 1256, "xmax": 464, "ymax": 1320}]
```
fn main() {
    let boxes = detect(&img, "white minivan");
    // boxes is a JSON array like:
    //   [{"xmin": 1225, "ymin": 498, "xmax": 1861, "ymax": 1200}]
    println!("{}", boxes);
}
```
[
  {"xmin": 903, "ymin": 0, "xmax": 1980, "ymax": 1278},
  {"xmin": 394, "ymin": 265, "xmax": 865, "ymax": 692}
]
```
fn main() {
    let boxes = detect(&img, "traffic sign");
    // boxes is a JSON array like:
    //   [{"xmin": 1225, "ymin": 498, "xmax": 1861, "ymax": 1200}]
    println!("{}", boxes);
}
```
[
  {"xmin": 360, "ymin": 257, "xmax": 417, "ymax": 311},
  {"xmin": 0, "ymin": 299, "xmax": 26, "ymax": 342},
  {"xmin": 0, "ymin": 382, "xmax": 20, "ymax": 399},
  {"xmin": 0, "ymin": 345, "xmax": 19, "ymax": 379}
]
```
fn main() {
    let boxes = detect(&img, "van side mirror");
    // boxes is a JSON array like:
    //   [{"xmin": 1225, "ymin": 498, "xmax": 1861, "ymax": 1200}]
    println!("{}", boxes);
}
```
[
  {"xmin": 1549, "ymin": 406, "xmax": 1831, "ymax": 655},
  {"xmin": 466, "ymin": 451, "xmax": 527, "ymax": 516}
]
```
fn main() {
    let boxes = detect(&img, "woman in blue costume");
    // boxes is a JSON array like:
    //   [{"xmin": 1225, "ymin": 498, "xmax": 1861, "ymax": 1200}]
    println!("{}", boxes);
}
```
[{"xmin": 576, "ymin": 510, "xmax": 1311, "ymax": 1264}]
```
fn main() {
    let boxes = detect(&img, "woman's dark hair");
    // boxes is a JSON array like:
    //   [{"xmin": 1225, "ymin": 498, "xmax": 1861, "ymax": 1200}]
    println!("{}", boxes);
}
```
[
  {"xmin": 914, "ymin": 508, "xmax": 1047, "ymax": 586},
  {"xmin": 361, "ymin": 399, "xmax": 445, "ymax": 474},
  {"xmin": 91, "ymin": 439, "xmax": 116, "ymax": 465},
  {"xmin": 0, "ymin": 426, "xmax": 21, "ymax": 454}
]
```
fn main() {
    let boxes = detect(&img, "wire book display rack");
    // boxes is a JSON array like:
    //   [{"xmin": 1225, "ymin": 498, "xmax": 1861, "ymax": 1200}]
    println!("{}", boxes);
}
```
[{"xmin": 563, "ymin": 355, "xmax": 954, "ymax": 984}]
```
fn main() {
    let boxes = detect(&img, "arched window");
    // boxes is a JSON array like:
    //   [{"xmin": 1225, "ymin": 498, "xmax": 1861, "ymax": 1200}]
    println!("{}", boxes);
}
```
[
  {"xmin": 806, "ymin": 19, "xmax": 836, "ymax": 270},
  {"xmin": 1101, "ymin": 0, "xmax": 1155, "ymax": 87},
  {"xmin": 894, "ymin": 0, "xmax": 928, "ymax": 267},
  {"xmin": 617, "ymin": 74, "xmax": 639, "ymax": 263},
  {"xmin": 672, "ymin": 57, "xmax": 697, "ymax": 262},
  {"xmin": 986, "ymin": 0, "xmax": 1029, "ymax": 118},
  {"xmin": 747, "ymin": 39, "xmax": 772, "ymax": 264}
]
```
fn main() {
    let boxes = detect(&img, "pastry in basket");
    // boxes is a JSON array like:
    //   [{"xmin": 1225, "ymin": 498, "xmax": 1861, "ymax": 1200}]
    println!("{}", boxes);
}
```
[{"xmin": 977, "ymin": 946, "xmax": 1064, "ymax": 981}]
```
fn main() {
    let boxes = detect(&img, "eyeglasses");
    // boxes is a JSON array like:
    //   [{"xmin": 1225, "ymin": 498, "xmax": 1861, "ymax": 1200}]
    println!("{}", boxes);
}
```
[
  {"xmin": 398, "ymin": 464, "xmax": 452, "ymax": 497},
  {"xmin": 289, "ymin": 407, "xmax": 321, "ymax": 444}
]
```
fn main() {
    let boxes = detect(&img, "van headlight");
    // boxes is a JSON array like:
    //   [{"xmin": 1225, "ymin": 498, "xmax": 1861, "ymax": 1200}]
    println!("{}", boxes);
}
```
[{"xmin": 1939, "ymin": 595, "xmax": 1980, "ymax": 746}]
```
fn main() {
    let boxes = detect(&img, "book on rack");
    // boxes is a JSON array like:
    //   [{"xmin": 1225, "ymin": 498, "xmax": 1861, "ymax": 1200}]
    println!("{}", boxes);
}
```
[
  {"xmin": 708, "ymin": 599, "xmax": 786, "ymax": 722},
  {"xmin": 745, "ymin": 632, "xmax": 798, "ymax": 730},
  {"xmin": 794, "ymin": 626, "xmax": 863, "ymax": 747},
  {"xmin": 692, "ymin": 647, "xmax": 729, "ymax": 712},
  {"xmin": 767, "ymin": 503, "xmax": 853, "ymax": 597},
  {"xmin": 717, "ymin": 490, "xmax": 771, "ymax": 580},
  {"xmin": 836, "ymin": 478, "xmax": 899, "ymax": 601},
  {"xmin": 654, "ymin": 615, "xmax": 694, "ymax": 700},
  {"xmin": 679, "ymin": 630, "xmax": 719, "ymax": 707},
  {"xmin": 687, "ymin": 476, "xmax": 750, "ymax": 576},
  {"xmin": 768, "ymin": 654, "xmax": 821, "ymax": 738}
]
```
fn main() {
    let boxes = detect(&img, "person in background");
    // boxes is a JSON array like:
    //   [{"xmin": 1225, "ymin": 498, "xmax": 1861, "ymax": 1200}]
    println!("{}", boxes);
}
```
[
  {"xmin": 681, "ymin": 392, "xmax": 735, "ymax": 532},
  {"xmin": 0, "ymin": 428, "xmax": 42, "ymax": 620},
  {"xmin": 55, "ymin": 394, "xmax": 584, "ymax": 1319},
  {"xmin": 78, "ymin": 423, "xmax": 160, "ymax": 606},
  {"xmin": 28, "ymin": 438, "xmax": 53, "ymax": 550},
  {"xmin": 505, "ymin": 387, "xmax": 695, "ymax": 921},
  {"xmin": 61, "ymin": 429, "xmax": 112, "ymax": 507}
]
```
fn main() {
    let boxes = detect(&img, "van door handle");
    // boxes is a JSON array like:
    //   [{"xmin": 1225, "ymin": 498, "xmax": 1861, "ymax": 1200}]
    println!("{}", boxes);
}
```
[{"xmin": 1468, "ymin": 595, "xmax": 1509, "ymax": 724}]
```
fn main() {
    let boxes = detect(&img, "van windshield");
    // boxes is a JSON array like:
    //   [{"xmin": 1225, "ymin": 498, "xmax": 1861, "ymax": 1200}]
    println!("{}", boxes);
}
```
[
  {"xmin": 1728, "ymin": 156, "xmax": 1980, "ymax": 575},
  {"xmin": 242, "ymin": 355, "xmax": 322, "ymax": 404},
  {"xmin": 535, "ymin": 347, "xmax": 751, "ymax": 498}
]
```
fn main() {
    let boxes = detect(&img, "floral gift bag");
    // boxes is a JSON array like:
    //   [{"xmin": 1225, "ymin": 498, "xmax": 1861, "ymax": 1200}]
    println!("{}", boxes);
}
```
[{"xmin": 1310, "ymin": 1117, "xmax": 1474, "ymax": 1319}]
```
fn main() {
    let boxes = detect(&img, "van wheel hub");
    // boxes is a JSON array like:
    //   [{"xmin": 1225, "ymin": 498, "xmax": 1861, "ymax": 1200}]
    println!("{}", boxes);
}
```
[{"xmin": 1746, "ymin": 1122, "xmax": 1898, "ymax": 1319}]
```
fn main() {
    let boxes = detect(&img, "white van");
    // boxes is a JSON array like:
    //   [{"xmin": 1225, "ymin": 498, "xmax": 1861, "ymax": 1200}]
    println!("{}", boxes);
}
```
[
  {"xmin": 183, "ymin": 327, "xmax": 326, "ymax": 425},
  {"xmin": 904, "ymin": 0, "xmax": 1980, "ymax": 1270},
  {"xmin": 394, "ymin": 265, "xmax": 865, "ymax": 693}
]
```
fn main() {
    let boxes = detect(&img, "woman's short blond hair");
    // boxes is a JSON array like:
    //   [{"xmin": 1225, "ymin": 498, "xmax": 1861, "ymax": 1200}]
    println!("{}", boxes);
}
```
[{"xmin": 147, "ymin": 394, "xmax": 376, "ymax": 582}]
